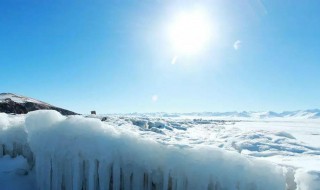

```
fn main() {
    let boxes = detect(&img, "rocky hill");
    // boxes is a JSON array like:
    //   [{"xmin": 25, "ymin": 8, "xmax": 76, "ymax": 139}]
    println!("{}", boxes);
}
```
[{"xmin": 0, "ymin": 93, "xmax": 78, "ymax": 115}]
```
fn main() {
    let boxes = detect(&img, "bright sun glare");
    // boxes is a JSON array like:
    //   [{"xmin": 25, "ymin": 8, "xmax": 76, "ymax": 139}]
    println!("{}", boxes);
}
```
[{"xmin": 169, "ymin": 10, "xmax": 211, "ymax": 55}]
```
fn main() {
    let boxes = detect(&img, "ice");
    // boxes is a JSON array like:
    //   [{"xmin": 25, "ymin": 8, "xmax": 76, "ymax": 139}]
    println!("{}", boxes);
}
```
[
  {"xmin": 0, "ymin": 113, "xmax": 33, "ymax": 163},
  {"xmin": 1, "ymin": 110, "xmax": 320, "ymax": 189},
  {"xmin": 0, "ymin": 155, "xmax": 35, "ymax": 190},
  {"xmin": 295, "ymin": 170, "xmax": 320, "ymax": 190},
  {"xmin": 25, "ymin": 110, "xmax": 286, "ymax": 190}
]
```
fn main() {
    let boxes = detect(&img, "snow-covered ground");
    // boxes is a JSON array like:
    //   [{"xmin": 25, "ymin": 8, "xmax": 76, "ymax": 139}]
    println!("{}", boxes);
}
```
[{"xmin": 0, "ymin": 111, "xmax": 320, "ymax": 190}]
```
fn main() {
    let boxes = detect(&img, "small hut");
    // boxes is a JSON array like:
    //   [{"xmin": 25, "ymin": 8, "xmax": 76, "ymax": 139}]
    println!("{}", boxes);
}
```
[{"xmin": 91, "ymin": 111, "xmax": 96, "ymax": 115}]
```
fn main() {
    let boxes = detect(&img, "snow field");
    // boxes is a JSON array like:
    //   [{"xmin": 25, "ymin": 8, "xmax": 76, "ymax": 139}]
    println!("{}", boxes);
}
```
[{"xmin": 1, "ymin": 110, "xmax": 320, "ymax": 189}]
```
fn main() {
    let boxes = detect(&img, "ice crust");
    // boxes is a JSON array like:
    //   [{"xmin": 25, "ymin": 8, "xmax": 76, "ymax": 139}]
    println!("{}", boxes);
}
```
[{"xmin": 1, "ymin": 110, "xmax": 320, "ymax": 189}]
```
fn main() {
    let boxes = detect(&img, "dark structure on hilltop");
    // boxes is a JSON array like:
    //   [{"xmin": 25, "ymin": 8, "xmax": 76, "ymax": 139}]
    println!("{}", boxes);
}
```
[{"xmin": 0, "ymin": 93, "xmax": 78, "ymax": 116}]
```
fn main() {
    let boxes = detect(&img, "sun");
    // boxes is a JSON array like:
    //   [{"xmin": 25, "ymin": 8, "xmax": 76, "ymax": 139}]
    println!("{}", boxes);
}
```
[{"xmin": 168, "ymin": 10, "xmax": 211, "ymax": 55}]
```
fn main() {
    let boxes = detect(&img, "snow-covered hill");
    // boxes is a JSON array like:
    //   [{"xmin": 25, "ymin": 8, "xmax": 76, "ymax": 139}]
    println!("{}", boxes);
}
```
[{"xmin": 0, "ymin": 93, "xmax": 77, "ymax": 115}]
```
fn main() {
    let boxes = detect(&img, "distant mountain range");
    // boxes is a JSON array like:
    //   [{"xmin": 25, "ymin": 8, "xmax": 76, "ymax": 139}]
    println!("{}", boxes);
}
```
[
  {"xmin": 181, "ymin": 110, "xmax": 320, "ymax": 119},
  {"xmin": 0, "ymin": 93, "xmax": 77, "ymax": 115},
  {"xmin": 122, "ymin": 110, "xmax": 320, "ymax": 119},
  {"xmin": 1, "ymin": 93, "xmax": 319, "ymax": 119}
]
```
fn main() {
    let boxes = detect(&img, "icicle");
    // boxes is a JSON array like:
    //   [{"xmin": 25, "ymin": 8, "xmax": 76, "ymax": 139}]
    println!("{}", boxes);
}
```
[
  {"xmin": 88, "ymin": 159, "xmax": 98, "ymax": 190},
  {"xmin": 3, "ymin": 144, "xmax": 11, "ymax": 156},
  {"xmin": 172, "ymin": 177, "xmax": 178, "ymax": 190},
  {"xmin": 40, "ymin": 157, "xmax": 51, "ymax": 190},
  {"xmin": 143, "ymin": 172, "xmax": 147, "ymax": 190},
  {"xmin": 152, "ymin": 170, "xmax": 163, "ymax": 190},
  {"xmin": 112, "ymin": 160, "xmax": 121, "ymax": 190},
  {"xmin": 72, "ymin": 157, "xmax": 82, "ymax": 190},
  {"xmin": 35, "ymin": 157, "xmax": 42, "ymax": 189},
  {"xmin": 98, "ymin": 160, "xmax": 111, "ymax": 190},
  {"xmin": 162, "ymin": 170, "xmax": 169, "ymax": 190},
  {"xmin": 132, "ymin": 167, "xmax": 144, "ymax": 190},
  {"xmin": 83, "ymin": 160, "xmax": 89, "ymax": 190},
  {"xmin": 147, "ymin": 173, "xmax": 152, "ymax": 190},
  {"xmin": 63, "ymin": 160, "xmax": 73, "ymax": 190},
  {"xmin": 122, "ymin": 165, "xmax": 132, "ymax": 190},
  {"xmin": 88, "ymin": 160, "xmax": 95, "ymax": 190},
  {"xmin": 22, "ymin": 144, "xmax": 34, "ymax": 167},
  {"xmin": 0, "ymin": 144, "xmax": 3, "ymax": 158},
  {"xmin": 176, "ymin": 175, "xmax": 186, "ymax": 190},
  {"xmin": 51, "ymin": 158, "xmax": 63, "ymax": 190}
]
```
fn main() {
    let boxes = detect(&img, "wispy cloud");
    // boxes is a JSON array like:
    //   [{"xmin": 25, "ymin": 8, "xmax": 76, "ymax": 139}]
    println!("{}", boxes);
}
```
[{"xmin": 233, "ymin": 40, "xmax": 242, "ymax": 50}]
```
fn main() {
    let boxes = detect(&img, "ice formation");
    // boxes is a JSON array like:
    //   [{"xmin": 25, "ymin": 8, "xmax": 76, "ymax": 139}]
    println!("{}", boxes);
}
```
[
  {"xmin": 1, "ymin": 110, "xmax": 320, "ymax": 189},
  {"xmin": 0, "ymin": 113, "xmax": 33, "ymax": 163},
  {"xmin": 24, "ymin": 110, "xmax": 288, "ymax": 190}
]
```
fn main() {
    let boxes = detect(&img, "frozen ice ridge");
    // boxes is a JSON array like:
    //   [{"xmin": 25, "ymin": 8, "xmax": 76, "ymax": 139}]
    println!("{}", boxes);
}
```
[
  {"xmin": 1, "ymin": 110, "xmax": 320, "ymax": 189},
  {"xmin": 25, "ymin": 110, "xmax": 287, "ymax": 190}
]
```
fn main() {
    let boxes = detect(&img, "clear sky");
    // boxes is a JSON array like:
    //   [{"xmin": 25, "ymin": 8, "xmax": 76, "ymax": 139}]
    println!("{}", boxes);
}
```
[{"xmin": 1, "ymin": 0, "xmax": 320, "ymax": 114}]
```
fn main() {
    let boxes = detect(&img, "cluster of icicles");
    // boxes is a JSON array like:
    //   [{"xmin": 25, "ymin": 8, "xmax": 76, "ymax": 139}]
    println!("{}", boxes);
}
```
[
  {"xmin": 1, "ymin": 111, "xmax": 295, "ymax": 190},
  {"xmin": 35, "ymin": 157, "xmax": 233, "ymax": 190}
]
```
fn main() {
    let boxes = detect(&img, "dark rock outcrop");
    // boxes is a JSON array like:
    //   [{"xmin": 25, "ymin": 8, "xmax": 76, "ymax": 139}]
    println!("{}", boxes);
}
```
[{"xmin": 0, "ymin": 93, "xmax": 78, "ymax": 115}]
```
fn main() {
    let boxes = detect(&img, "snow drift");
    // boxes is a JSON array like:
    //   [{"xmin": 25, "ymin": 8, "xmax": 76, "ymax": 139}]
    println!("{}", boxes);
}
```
[{"xmin": 24, "ymin": 110, "xmax": 288, "ymax": 190}]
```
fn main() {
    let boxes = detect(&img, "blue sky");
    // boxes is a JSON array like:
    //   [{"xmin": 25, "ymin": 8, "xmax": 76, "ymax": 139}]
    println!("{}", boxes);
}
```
[{"xmin": 1, "ymin": 0, "xmax": 320, "ymax": 114}]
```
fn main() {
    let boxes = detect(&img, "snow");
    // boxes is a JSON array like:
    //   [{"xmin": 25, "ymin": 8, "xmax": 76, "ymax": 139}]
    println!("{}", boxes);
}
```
[
  {"xmin": 0, "ymin": 93, "xmax": 50, "ymax": 106},
  {"xmin": 0, "ymin": 110, "xmax": 320, "ymax": 189},
  {"xmin": 116, "ymin": 109, "xmax": 320, "ymax": 119}
]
